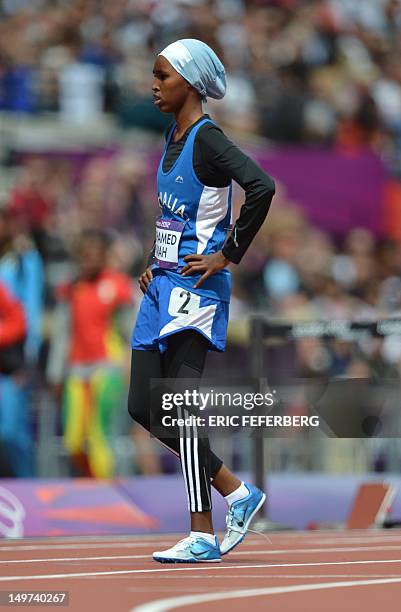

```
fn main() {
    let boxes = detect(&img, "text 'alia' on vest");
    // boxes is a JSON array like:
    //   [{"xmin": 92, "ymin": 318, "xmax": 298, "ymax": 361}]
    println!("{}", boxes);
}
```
[{"xmin": 158, "ymin": 191, "xmax": 186, "ymax": 218}]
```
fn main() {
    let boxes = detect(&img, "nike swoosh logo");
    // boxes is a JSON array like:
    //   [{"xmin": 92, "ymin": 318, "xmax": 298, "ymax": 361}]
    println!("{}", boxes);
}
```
[{"xmin": 190, "ymin": 548, "xmax": 212, "ymax": 557}]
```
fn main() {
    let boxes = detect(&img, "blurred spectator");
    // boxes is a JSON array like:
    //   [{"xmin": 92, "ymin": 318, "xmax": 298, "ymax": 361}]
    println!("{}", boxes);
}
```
[
  {"xmin": 46, "ymin": 230, "xmax": 135, "ymax": 478},
  {"xmin": 0, "ymin": 280, "xmax": 26, "ymax": 366},
  {"xmin": 0, "ymin": 209, "xmax": 43, "ymax": 477},
  {"xmin": 0, "ymin": 209, "xmax": 44, "ymax": 362},
  {"xmin": 58, "ymin": 37, "xmax": 105, "ymax": 124},
  {"xmin": 0, "ymin": 280, "xmax": 26, "ymax": 477},
  {"xmin": 7, "ymin": 157, "xmax": 54, "ymax": 256}
]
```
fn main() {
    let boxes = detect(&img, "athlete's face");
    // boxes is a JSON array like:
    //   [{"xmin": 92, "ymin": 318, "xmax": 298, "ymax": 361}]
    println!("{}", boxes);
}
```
[{"xmin": 152, "ymin": 55, "xmax": 191, "ymax": 113}]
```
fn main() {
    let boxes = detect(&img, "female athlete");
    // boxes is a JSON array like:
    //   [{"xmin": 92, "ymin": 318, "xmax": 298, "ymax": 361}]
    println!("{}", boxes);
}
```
[{"xmin": 128, "ymin": 38, "xmax": 275, "ymax": 563}]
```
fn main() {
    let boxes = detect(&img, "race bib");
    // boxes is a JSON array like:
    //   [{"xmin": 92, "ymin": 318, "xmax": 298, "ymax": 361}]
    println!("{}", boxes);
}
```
[
  {"xmin": 168, "ymin": 287, "xmax": 201, "ymax": 317},
  {"xmin": 155, "ymin": 217, "xmax": 185, "ymax": 269}
]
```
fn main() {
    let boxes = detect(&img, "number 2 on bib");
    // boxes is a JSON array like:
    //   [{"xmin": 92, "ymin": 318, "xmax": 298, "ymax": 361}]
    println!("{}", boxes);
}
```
[{"xmin": 168, "ymin": 287, "xmax": 201, "ymax": 317}]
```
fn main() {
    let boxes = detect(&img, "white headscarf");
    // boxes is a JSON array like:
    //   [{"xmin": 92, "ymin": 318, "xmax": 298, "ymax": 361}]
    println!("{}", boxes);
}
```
[{"xmin": 159, "ymin": 38, "xmax": 226, "ymax": 101}]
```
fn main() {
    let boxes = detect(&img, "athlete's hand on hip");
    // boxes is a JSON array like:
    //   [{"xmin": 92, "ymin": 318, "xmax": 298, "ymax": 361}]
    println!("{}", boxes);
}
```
[
  {"xmin": 181, "ymin": 251, "xmax": 230, "ymax": 288},
  {"xmin": 138, "ymin": 267, "xmax": 153, "ymax": 294}
]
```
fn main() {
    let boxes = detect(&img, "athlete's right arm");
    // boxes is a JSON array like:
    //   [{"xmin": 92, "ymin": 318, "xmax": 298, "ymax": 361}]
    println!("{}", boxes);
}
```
[
  {"xmin": 138, "ymin": 239, "xmax": 156, "ymax": 294},
  {"xmin": 138, "ymin": 267, "xmax": 153, "ymax": 294},
  {"xmin": 138, "ymin": 122, "xmax": 173, "ymax": 294}
]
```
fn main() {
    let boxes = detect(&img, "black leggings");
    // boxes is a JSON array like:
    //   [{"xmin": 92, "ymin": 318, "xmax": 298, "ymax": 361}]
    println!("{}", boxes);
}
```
[{"xmin": 128, "ymin": 330, "xmax": 223, "ymax": 512}]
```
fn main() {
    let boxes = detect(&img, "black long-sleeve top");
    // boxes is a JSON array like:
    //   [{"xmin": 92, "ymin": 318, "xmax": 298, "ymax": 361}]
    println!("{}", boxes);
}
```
[{"xmin": 149, "ymin": 113, "xmax": 275, "ymax": 265}]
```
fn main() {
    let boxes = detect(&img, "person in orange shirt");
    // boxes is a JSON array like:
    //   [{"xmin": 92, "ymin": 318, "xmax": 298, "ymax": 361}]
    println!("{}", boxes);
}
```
[{"xmin": 47, "ymin": 230, "xmax": 135, "ymax": 478}]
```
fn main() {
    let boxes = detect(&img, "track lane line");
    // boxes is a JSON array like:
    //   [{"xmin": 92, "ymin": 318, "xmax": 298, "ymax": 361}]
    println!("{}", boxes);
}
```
[
  {"xmin": 5, "ymin": 544, "xmax": 401, "ymax": 564},
  {"xmin": 3, "ymin": 538, "xmax": 401, "ymax": 556},
  {"xmin": 4, "ymin": 533, "xmax": 401, "ymax": 553},
  {"xmin": 3, "ymin": 557, "xmax": 401, "ymax": 581},
  {"xmin": 130, "ymin": 577, "xmax": 401, "ymax": 611}
]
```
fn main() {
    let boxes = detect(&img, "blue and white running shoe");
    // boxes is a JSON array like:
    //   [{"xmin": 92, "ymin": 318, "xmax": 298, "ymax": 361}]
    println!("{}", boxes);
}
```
[
  {"xmin": 153, "ymin": 534, "xmax": 221, "ymax": 563},
  {"xmin": 220, "ymin": 483, "xmax": 266, "ymax": 555}
]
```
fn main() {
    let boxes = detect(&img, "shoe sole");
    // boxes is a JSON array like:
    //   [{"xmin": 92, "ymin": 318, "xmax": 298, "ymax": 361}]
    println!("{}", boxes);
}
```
[
  {"xmin": 153, "ymin": 556, "xmax": 221, "ymax": 563},
  {"xmin": 220, "ymin": 492, "xmax": 266, "ymax": 556}
]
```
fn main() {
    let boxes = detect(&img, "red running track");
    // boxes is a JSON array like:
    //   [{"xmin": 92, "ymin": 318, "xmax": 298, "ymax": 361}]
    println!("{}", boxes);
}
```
[{"xmin": 2, "ymin": 530, "xmax": 401, "ymax": 611}]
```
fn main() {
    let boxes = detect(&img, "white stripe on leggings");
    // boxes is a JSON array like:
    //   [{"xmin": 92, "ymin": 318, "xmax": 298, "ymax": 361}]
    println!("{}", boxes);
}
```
[
  {"xmin": 185, "ymin": 418, "xmax": 196, "ymax": 512},
  {"xmin": 192, "ymin": 422, "xmax": 203, "ymax": 512},
  {"xmin": 178, "ymin": 407, "xmax": 194, "ymax": 512}
]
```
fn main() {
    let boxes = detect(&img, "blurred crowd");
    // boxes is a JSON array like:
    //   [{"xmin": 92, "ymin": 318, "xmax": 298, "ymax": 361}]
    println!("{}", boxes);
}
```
[
  {"xmin": 1, "ymin": 0, "xmax": 401, "ymax": 171},
  {"xmin": 1, "ymin": 0, "xmax": 401, "ymax": 478}
]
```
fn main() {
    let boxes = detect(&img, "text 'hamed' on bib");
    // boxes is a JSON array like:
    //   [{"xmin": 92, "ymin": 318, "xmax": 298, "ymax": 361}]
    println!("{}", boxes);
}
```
[{"xmin": 155, "ymin": 217, "xmax": 186, "ymax": 269}]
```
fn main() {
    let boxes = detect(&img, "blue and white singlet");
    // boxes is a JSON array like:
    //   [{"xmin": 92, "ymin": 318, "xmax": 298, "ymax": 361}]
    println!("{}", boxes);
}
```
[{"xmin": 153, "ymin": 117, "xmax": 232, "ymax": 303}]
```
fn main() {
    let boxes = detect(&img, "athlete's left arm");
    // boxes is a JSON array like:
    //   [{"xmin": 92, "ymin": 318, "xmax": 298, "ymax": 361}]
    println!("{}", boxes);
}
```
[{"xmin": 181, "ymin": 126, "xmax": 275, "ymax": 287}]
